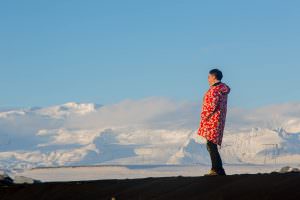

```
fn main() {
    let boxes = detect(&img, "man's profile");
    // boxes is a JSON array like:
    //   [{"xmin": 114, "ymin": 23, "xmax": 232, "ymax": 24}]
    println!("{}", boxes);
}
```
[{"xmin": 197, "ymin": 69, "xmax": 231, "ymax": 176}]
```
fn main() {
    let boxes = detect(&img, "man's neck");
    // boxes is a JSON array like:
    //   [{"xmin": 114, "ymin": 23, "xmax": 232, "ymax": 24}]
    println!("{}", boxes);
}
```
[{"xmin": 211, "ymin": 80, "xmax": 221, "ymax": 86}]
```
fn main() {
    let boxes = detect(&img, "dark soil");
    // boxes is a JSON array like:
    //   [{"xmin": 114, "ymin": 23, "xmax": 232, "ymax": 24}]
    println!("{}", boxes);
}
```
[{"xmin": 1, "ymin": 172, "xmax": 300, "ymax": 200}]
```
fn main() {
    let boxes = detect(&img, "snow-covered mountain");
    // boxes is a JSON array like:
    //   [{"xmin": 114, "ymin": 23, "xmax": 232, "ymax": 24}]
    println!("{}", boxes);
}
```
[
  {"xmin": 169, "ymin": 127, "xmax": 300, "ymax": 165},
  {"xmin": 0, "ymin": 97, "xmax": 300, "ymax": 171}
]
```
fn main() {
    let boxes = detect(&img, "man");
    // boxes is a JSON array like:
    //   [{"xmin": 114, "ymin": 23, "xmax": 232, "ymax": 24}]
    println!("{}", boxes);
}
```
[{"xmin": 197, "ymin": 69, "xmax": 231, "ymax": 176}]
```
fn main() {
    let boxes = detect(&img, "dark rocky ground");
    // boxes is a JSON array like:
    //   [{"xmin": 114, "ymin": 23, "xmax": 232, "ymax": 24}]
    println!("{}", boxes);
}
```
[{"xmin": 1, "ymin": 172, "xmax": 300, "ymax": 200}]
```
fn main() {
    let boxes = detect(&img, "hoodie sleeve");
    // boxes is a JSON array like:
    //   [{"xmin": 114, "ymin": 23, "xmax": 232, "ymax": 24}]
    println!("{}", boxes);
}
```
[{"xmin": 204, "ymin": 89, "xmax": 221, "ymax": 120}]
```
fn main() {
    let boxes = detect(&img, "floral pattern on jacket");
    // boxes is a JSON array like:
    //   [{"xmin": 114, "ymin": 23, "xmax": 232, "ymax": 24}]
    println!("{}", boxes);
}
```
[{"xmin": 197, "ymin": 82, "xmax": 231, "ymax": 146}]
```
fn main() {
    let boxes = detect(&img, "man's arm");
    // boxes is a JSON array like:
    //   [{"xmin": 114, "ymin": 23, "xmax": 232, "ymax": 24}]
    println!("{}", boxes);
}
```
[{"xmin": 205, "ymin": 90, "xmax": 221, "ymax": 121}]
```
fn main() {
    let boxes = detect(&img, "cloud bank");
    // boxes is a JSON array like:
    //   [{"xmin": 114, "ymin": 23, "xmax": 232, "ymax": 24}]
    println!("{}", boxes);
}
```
[{"xmin": 0, "ymin": 97, "xmax": 299, "ymax": 170}]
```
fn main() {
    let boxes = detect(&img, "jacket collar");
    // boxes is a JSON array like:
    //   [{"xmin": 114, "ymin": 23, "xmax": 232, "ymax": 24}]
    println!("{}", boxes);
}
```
[{"xmin": 212, "ymin": 81, "xmax": 221, "ymax": 86}]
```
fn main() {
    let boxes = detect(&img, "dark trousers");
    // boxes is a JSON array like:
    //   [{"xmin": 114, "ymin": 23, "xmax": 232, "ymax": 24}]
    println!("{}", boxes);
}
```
[{"xmin": 206, "ymin": 140, "xmax": 224, "ymax": 171}]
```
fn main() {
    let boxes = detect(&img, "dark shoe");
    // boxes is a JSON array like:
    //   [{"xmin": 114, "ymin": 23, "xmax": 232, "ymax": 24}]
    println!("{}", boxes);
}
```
[
  {"xmin": 204, "ymin": 169, "xmax": 226, "ymax": 176},
  {"xmin": 204, "ymin": 169, "xmax": 219, "ymax": 176}
]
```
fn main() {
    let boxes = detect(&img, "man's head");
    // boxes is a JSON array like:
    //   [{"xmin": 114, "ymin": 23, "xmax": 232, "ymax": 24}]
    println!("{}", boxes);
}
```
[{"xmin": 208, "ymin": 69, "xmax": 223, "ymax": 86}]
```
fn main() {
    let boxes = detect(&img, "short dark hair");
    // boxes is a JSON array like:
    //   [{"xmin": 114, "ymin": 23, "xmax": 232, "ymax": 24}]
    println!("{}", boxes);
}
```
[{"xmin": 209, "ymin": 69, "xmax": 223, "ymax": 80}]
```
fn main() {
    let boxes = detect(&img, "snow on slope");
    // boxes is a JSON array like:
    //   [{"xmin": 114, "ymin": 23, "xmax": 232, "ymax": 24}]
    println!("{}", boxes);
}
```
[
  {"xmin": 0, "ymin": 97, "xmax": 300, "ymax": 172},
  {"xmin": 169, "ymin": 127, "xmax": 300, "ymax": 165}
]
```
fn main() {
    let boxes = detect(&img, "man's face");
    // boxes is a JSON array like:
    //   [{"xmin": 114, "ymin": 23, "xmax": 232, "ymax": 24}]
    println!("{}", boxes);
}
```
[{"xmin": 208, "ymin": 74, "xmax": 217, "ymax": 86}]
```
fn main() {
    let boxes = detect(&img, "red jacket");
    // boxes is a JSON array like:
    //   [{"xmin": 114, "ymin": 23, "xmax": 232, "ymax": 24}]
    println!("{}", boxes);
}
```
[{"xmin": 197, "ymin": 82, "xmax": 231, "ymax": 146}]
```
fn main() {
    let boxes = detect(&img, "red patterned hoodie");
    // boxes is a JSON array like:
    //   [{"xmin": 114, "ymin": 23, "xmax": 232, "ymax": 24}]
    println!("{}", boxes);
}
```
[{"xmin": 197, "ymin": 81, "xmax": 231, "ymax": 146}]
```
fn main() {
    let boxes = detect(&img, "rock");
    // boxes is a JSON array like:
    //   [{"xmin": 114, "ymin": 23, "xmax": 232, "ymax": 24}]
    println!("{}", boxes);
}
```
[
  {"xmin": 279, "ymin": 166, "xmax": 300, "ymax": 173},
  {"xmin": 279, "ymin": 166, "xmax": 291, "ymax": 173},
  {"xmin": 1, "ymin": 171, "xmax": 41, "ymax": 185},
  {"xmin": 291, "ymin": 168, "xmax": 300, "ymax": 172},
  {"xmin": 0, "ymin": 173, "xmax": 14, "ymax": 185}
]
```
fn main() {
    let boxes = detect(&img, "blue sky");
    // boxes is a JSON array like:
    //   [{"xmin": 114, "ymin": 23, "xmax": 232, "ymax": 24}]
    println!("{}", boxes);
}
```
[{"xmin": 0, "ymin": 0, "xmax": 299, "ymax": 108}]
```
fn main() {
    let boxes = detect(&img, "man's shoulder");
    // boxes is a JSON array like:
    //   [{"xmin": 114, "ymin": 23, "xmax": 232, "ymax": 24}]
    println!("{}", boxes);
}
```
[{"xmin": 215, "ymin": 82, "xmax": 230, "ymax": 93}]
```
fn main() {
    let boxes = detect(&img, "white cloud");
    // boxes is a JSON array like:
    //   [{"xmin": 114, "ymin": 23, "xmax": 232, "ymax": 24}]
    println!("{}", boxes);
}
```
[{"xmin": 0, "ymin": 97, "xmax": 300, "ymax": 170}]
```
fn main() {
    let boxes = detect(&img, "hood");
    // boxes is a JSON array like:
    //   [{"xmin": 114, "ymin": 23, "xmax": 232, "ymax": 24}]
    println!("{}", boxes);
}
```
[{"xmin": 218, "ymin": 82, "xmax": 231, "ymax": 95}]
